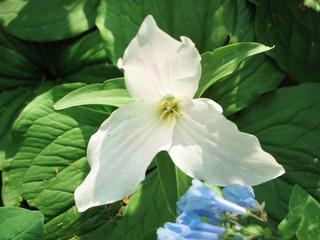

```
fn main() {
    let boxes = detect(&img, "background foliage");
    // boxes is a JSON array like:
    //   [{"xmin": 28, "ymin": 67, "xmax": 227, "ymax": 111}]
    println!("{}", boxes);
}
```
[{"xmin": 0, "ymin": 0, "xmax": 319, "ymax": 239}]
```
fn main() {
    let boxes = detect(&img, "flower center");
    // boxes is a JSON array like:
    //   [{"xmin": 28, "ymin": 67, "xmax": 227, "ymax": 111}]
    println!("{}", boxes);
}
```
[{"xmin": 155, "ymin": 98, "xmax": 182, "ymax": 126}]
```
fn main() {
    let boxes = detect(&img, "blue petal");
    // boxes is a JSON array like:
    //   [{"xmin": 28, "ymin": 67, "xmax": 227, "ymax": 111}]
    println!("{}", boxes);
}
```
[
  {"xmin": 222, "ymin": 184, "xmax": 256, "ymax": 208},
  {"xmin": 177, "ymin": 179, "xmax": 217, "ymax": 214},
  {"xmin": 163, "ymin": 222, "xmax": 220, "ymax": 239},
  {"xmin": 177, "ymin": 179, "xmax": 246, "ymax": 216},
  {"xmin": 157, "ymin": 226, "xmax": 183, "ymax": 240},
  {"xmin": 177, "ymin": 212, "xmax": 225, "ymax": 234}
]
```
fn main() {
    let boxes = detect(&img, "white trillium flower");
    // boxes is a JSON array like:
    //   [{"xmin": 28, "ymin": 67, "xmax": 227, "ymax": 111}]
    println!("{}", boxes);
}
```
[{"xmin": 75, "ymin": 15, "xmax": 285, "ymax": 212}]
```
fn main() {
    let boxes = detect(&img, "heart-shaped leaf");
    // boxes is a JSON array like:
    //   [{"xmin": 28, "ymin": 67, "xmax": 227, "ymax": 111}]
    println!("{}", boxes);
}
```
[
  {"xmin": 2, "ymin": 83, "xmax": 115, "ymax": 239},
  {"xmin": 232, "ymin": 83, "xmax": 320, "ymax": 222}
]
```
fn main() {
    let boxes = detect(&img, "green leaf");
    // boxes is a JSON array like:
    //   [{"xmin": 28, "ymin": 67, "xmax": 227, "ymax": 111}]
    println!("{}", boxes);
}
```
[
  {"xmin": 0, "ymin": 207, "xmax": 44, "ymax": 240},
  {"xmin": 1, "ymin": 27, "xmax": 121, "ymax": 85},
  {"xmin": 253, "ymin": 0, "xmax": 320, "ymax": 83},
  {"xmin": 96, "ymin": 0, "xmax": 256, "ymax": 64},
  {"xmin": 244, "ymin": 224, "xmax": 265, "ymax": 235},
  {"xmin": 279, "ymin": 185, "xmax": 320, "ymax": 239},
  {"xmin": 0, "ymin": 30, "xmax": 52, "ymax": 167},
  {"xmin": 56, "ymin": 30, "xmax": 122, "ymax": 84},
  {"xmin": 140, "ymin": 229, "xmax": 157, "ymax": 240},
  {"xmin": 303, "ymin": 0, "xmax": 320, "ymax": 11},
  {"xmin": 79, "ymin": 170, "xmax": 174, "ymax": 240},
  {"xmin": 196, "ymin": 43, "xmax": 274, "ymax": 97},
  {"xmin": 289, "ymin": 185, "xmax": 312, "ymax": 210},
  {"xmin": 289, "ymin": 185, "xmax": 320, "ymax": 239},
  {"xmin": 278, "ymin": 205, "xmax": 303, "ymax": 239},
  {"xmin": 0, "ymin": 82, "xmax": 55, "ymax": 169},
  {"xmin": 175, "ymin": 167, "xmax": 192, "ymax": 200},
  {"xmin": 0, "ymin": 30, "xmax": 63, "ymax": 168},
  {"xmin": 155, "ymin": 151, "xmax": 177, "ymax": 218},
  {"xmin": 232, "ymin": 83, "xmax": 320, "ymax": 223},
  {"xmin": 0, "ymin": 29, "xmax": 41, "ymax": 89},
  {"xmin": 155, "ymin": 152, "xmax": 192, "ymax": 220},
  {"xmin": 0, "ymin": 0, "xmax": 100, "ymax": 41},
  {"xmin": 203, "ymin": 54, "xmax": 285, "ymax": 117},
  {"xmin": 2, "ymin": 83, "xmax": 114, "ymax": 239},
  {"xmin": 54, "ymin": 78, "xmax": 134, "ymax": 110}
]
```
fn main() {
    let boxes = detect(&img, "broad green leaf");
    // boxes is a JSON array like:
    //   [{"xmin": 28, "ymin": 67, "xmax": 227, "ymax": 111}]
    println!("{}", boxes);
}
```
[
  {"xmin": 0, "ymin": 28, "xmax": 121, "ymax": 169},
  {"xmin": 0, "ymin": 30, "xmax": 48, "ymax": 166},
  {"xmin": 0, "ymin": 0, "xmax": 100, "ymax": 41},
  {"xmin": 0, "ymin": 82, "xmax": 55, "ymax": 169},
  {"xmin": 203, "ymin": 54, "xmax": 285, "ymax": 117},
  {"xmin": 253, "ymin": 0, "xmax": 320, "ymax": 83},
  {"xmin": 0, "ymin": 207, "xmax": 44, "ymax": 240},
  {"xmin": 1, "ymin": 28, "xmax": 121, "ymax": 85},
  {"xmin": 96, "ymin": 0, "xmax": 255, "ymax": 64},
  {"xmin": 0, "ymin": 29, "xmax": 55, "ymax": 167},
  {"xmin": 2, "ymin": 83, "xmax": 114, "ymax": 239},
  {"xmin": 196, "ymin": 43, "xmax": 273, "ymax": 97},
  {"xmin": 0, "ymin": 88, "xmax": 33, "ymax": 168},
  {"xmin": 54, "ymin": 78, "xmax": 134, "ymax": 110},
  {"xmin": 1, "ymin": 33, "xmax": 73, "ymax": 80},
  {"xmin": 0, "ymin": 29, "xmax": 41, "ymax": 89},
  {"xmin": 56, "ymin": 30, "xmax": 122, "ymax": 84},
  {"xmin": 279, "ymin": 185, "xmax": 320, "ymax": 239},
  {"xmin": 232, "ymin": 83, "xmax": 320, "ymax": 223},
  {"xmin": 79, "ymin": 170, "xmax": 174, "ymax": 240}
]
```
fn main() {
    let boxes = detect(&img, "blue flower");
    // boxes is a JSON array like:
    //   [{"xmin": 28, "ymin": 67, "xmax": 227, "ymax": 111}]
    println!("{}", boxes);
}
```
[
  {"xmin": 222, "ymin": 184, "xmax": 256, "ymax": 209},
  {"xmin": 177, "ymin": 179, "xmax": 247, "ymax": 218},
  {"xmin": 176, "ymin": 211, "xmax": 225, "ymax": 234},
  {"xmin": 157, "ymin": 179, "xmax": 257, "ymax": 240},
  {"xmin": 157, "ymin": 222, "xmax": 221, "ymax": 240}
]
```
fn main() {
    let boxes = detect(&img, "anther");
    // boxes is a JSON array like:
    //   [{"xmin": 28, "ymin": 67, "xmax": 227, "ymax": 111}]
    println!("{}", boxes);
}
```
[
  {"xmin": 155, "ymin": 99, "xmax": 168, "ymax": 111},
  {"xmin": 155, "ymin": 97, "xmax": 182, "ymax": 125}
]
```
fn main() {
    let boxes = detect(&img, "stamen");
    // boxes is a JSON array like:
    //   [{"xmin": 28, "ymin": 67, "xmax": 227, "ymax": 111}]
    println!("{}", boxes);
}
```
[
  {"xmin": 159, "ymin": 110, "xmax": 169, "ymax": 122},
  {"xmin": 173, "ymin": 109, "xmax": 182, "ymax": 117},
  {"xmin": 154, "ymin": 99, "xmax": 168, "ymax": 111},
  {"xmin": 166, "ymin": 112, "xmax": 173, "ymax": 126},
  {"xmin": 172, "ymin": 99, "xmax": 183, "ymax": 104},
  {"xmin": 155, "ymin": 97, "xmax": 182, "ymax": 126}
]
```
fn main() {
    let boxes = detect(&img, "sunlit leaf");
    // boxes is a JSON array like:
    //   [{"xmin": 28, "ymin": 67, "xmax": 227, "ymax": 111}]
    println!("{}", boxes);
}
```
[
  {"xmin": 196, "ymin": 43, "xmax": 273, "ymax": 97},
  {"xmin": 2, "ymin": 83, "xmax": 114, "ymax": 239},
  {"xmin": 203, "ymin": 54, "xmax": 285, "ymax": 117},
  {"xmin": 54, "ymin": 78, "xmax": 133, "ymax": 110},
  {"xmin": 0, "ymin": 207, "xmax": 44, "ymax": 240},
  {"xmin": 96, "ymin": 0, "xmax": 256, "ymax": 64},
  {"xmin": 0, "ymin": 0, "xmax": 100, "ymax": 41},
  {"xmin": 278, "ymin": 185, "xmax": 320, "ymax": 239}
]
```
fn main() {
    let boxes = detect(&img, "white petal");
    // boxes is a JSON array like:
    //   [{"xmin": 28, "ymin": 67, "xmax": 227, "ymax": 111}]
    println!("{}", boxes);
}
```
[
  {"xmin": 119, "ymin": 15, "xmax": 201, "ymax": 102},
  {"xmin": 75, "ymin": 102, "xmax": 174, "ymax": 212},
  {"xmin": 169, "ymin": 98, "xmax": 285, "ymax": 186}
]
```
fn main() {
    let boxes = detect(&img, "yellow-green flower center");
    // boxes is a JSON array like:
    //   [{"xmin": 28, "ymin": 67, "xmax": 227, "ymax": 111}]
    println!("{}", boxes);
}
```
[{"xmin": 155, "ymin": 98, "xmax": 182, "ymax": 126}]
